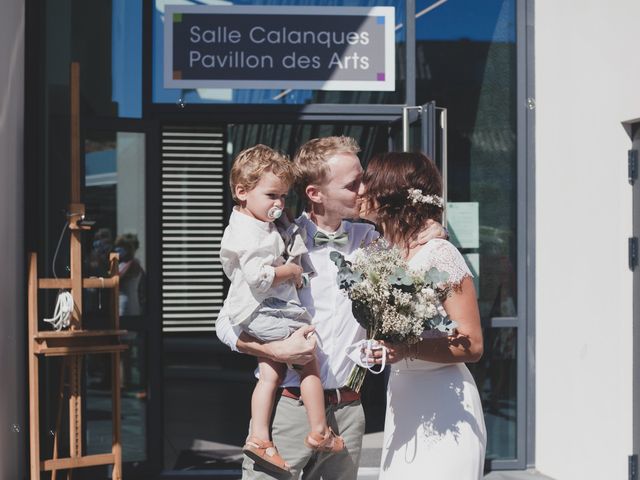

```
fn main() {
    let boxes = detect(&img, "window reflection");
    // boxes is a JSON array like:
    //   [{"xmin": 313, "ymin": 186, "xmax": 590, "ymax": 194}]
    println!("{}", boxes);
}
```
[
  {"xmin": 45, "ymin": 0, "xmax": 143, "ymax": 119},
  {"xmin": 414, "ymin": 0, "xmax": 519, "ymax": 462},
  {"xmin": 114, "ymin": 233, "xmax": 147, "ymax": 317},
  {"xmin": 83, "ymin": 131, "xmax": 148, "ymax": 463},
  {"xmin": 468, "ymin": 327, "xmax": 517, "ymax": 460}
]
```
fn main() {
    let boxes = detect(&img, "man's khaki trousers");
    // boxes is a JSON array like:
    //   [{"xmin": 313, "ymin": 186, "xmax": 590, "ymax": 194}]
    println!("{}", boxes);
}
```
[{"xmin": 242, "ymin": 395, "xmax": 365, "ymax": 480}]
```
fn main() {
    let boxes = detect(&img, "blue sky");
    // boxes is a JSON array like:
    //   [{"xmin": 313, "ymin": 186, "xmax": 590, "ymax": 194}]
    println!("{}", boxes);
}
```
[{"xmin": 415, "ymin": 0, "xmax": 515, "ymax": 42}]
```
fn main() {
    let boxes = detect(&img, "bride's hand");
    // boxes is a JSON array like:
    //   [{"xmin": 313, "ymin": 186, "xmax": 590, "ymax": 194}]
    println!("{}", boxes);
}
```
[
  {"xmin": 408, "ymin": 219, "xmax": 448, "ymax": 249},
  {"xmin": 370, "ymin": 341, "xmax": 408, "ymax": 364}
]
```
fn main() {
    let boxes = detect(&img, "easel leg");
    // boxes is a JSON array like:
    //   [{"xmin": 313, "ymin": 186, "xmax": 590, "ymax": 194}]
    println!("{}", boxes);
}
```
[
  {"xmin": 51, "ymin": 357, "xmax": 68, "ymax": 480},
  {"xmin": 112, "ymin": 350, "xmax": 122, "ymax": 480},
  {"xmin": 29, "ymin": 353, "xmax": 41, "ymax": 480},
  {"xmin": 28, "ymin": 253, "xmax": 41, "ymax": 480},
  {"xmin": 69, "ymin": 355, "xmax": 82, "ymax": 459}
]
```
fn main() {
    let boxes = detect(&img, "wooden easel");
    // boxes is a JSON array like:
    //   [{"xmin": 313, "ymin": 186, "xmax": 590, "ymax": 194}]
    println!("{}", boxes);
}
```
[{"xmin": 28, "ymin": 62, "xmax": 127, "ymax": 480}]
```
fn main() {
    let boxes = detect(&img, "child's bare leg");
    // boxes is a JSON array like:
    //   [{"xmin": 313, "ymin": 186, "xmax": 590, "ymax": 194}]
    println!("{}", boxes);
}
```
[
  {"xmin": 299, "ymin": 357, "xmax": 328, "ymax": 435},
  {"xmin": 250, "ymin": 357, "xmax": 286, "ymax": 441}
]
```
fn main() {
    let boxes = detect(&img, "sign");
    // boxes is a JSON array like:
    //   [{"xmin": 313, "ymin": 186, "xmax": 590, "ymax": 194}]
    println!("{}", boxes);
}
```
[
  {"xmin": 164, "ymin": 5, "xmax": 395, "ymax": 91},
  {"xmin": 446, "ymin": 202, "xmax": 480, "ymax": 249}
]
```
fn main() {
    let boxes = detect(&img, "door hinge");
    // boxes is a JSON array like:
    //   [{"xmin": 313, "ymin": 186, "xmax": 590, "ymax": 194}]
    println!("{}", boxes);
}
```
[
  {"xmin": 630, "ymin": 454, "xmax": 638, "ymax": 480},
  {"xmin": 629, "ymin": 149, "xmax": 638, "ymax": 185},
  {"xmin": 630, "ymin": 238, "xmax": 638, "ymax": 271}
]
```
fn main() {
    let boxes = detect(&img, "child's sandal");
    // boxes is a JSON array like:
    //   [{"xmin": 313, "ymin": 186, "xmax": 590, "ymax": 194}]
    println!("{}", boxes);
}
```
[
  {"xmin": 304, "ymin": 427, "xmax": 345, "ymax": 453},
  {"xmin": 242, "ymin": 437, "xmax": 291, "ymax": 475}
]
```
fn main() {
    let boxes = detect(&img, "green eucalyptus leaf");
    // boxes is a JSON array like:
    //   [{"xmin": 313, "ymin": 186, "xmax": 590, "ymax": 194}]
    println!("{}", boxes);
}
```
[
  {"xmin": 330, "ymin": 251, "xmax": 346, "ymax": 267},
  {"xmin": 424, "ymin": 267, "xmax": 450, "ymax": 285},
  {"xmin": 387, "ymin": 267, "xmax": 413, "ymax": 286},
  {"xmin": 426, "ymin": 314, "xmax": 457, "ymax": 333},
  {"xmin": 337, "ymin": 266, "xmax": 362, "ymax": 289}
]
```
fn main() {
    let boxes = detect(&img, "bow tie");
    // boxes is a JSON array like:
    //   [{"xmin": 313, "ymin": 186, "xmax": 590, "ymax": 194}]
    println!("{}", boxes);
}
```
[{"xmin": 313, "ymin": 230, "xmax": 349, "ymax": 248}]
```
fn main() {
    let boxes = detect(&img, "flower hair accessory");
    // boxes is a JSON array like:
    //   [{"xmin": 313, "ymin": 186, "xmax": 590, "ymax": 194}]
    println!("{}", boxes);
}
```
[{"xmin": 407, "ymin": 188, "xmax": 444, "ymax": 208}]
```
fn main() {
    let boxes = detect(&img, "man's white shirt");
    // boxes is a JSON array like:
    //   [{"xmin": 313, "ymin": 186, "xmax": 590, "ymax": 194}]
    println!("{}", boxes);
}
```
[{"xmin": 216, "ymin": 213, "xmax": 379, "ymax": 389}]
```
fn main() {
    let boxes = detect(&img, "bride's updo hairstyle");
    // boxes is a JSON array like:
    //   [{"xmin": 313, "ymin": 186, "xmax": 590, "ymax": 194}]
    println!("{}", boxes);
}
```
[{"xmin": 361, "ymin": 151, "xmax": 443, "ymax": 247}]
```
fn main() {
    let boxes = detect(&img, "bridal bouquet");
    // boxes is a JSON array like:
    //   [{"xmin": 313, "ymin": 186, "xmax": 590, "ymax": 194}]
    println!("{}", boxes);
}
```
[{"xmin": 331, "ymin": 241, "xmax": 456, "ymax": 392}]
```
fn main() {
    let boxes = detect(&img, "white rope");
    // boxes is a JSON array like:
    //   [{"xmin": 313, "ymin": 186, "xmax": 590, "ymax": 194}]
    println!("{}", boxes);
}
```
[
  {"xmin": 345, "ymin": 339, "xmax": 387, "ymax": 374},
  {"xmin": 363, "ymin": 339, "xmax": 387, "ymax": 374},
  {"xmin": 44, "ymin": 291, "xmax": 74, "ymax": 331}
]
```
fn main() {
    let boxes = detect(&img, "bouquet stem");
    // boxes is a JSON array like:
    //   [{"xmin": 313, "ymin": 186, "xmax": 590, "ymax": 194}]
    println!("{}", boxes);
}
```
[{"xmin": 345, "ymin": 365, "xmax": 368, "ymax": 393}]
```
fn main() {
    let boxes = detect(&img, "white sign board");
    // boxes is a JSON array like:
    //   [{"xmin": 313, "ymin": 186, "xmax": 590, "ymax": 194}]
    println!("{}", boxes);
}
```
[
  {"xmin": 446, "ymin": 202, "xmax": 480, "ymax": 249},
  {"xmin": 164, "ymin": 5, "xmax": 396, "ymax": 91}
]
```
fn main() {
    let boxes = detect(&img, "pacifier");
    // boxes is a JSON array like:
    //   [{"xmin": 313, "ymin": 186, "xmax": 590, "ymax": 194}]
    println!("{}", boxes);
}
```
[{"xmin": 267, "ymin": 205, "xmax": 283, "ymax": 220}]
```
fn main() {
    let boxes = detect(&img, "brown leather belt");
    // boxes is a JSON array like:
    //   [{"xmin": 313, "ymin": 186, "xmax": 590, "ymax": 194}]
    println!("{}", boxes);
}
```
[{"xmin": 280, "ymin": 386, "xmax": 360, "ymax": 405}]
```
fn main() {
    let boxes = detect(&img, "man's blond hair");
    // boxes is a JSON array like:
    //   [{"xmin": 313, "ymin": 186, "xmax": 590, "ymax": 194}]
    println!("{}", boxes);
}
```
[
  {"xmin": 293, "ymin": 136, "xmax": 360, "ymax": 204},
  {"xmin": 229, "ymin": 145, "xmax": 294, "ymax": 203}
]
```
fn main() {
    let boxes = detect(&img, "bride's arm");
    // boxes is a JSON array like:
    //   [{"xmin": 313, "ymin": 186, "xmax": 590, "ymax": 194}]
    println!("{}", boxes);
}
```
[{"xmin": 380, "ymin": 276, "xmax": 484, "ymax": 364}]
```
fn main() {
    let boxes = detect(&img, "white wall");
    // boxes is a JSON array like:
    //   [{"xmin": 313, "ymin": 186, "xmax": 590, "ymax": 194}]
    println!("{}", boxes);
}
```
[
  {"xmin": 535, "ymin": 1, "xmax": 640, "ymax": 478},
  {"xmin": 0, "ymin": 0, "xmax": 25, "ymax": 478}
]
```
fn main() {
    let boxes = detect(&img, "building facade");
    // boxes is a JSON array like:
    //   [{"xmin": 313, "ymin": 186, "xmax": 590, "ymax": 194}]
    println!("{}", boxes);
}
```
[{"xmin": 0, "ymin": 0, "xmax": 638, "ymax": 479}]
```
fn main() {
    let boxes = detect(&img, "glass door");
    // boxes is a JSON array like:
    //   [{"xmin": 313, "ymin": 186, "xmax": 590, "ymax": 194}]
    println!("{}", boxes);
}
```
[
  {"xmin": 82, "ymin": 129, "xmax": 152, "ymax": 478},
  {"xmin": 388, "ymin": 102, "xmax": 444, "ymax": 167}
]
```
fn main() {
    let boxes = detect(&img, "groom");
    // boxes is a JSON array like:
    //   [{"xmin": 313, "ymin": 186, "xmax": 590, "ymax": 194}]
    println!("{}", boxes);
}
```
[{"xmin": 216, "ymin": 136, "xmax": 446, "ymax": 479}]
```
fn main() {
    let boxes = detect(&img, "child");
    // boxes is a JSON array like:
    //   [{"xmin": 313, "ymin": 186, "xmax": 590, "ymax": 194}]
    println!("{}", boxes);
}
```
[{"xmin": 219, "ymin": 145, "xmax": 344, "ymax": 474}]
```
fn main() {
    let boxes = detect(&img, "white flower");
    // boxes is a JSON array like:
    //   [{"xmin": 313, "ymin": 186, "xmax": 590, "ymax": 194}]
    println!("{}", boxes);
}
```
[
  {"xmin": 407, "ymin": 188, "xmax": 444, "ymax": 208},
  {"xmin": 426, "ymin": 304, "xmax": 438, "ymax": 318},
  {"xmin": 334, "ymin": 240, "xmax": 451, "ymax": 343}
]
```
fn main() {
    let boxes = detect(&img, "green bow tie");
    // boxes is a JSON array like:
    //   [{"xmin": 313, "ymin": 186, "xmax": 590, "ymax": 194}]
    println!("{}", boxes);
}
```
[{"xmin": 313, "ymin": 230, "xmax": 349, "ymax": 248}]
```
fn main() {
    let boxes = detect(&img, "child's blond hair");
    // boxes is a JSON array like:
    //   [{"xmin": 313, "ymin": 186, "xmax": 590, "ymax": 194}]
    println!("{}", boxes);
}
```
[
  {"xmin": 230, "ymin": 145, "xmax": 295, "ymax": 203},
  {"xmin": 293, "ymin": 136, "xmax": 361, "ymax": 206}
]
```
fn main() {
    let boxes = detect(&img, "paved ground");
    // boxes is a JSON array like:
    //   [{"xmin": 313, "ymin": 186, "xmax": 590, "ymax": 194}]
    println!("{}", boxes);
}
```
[
  {"xmin": 484, "ymin": 472, "xmax": 556, "ymax": 480},
  {"xmin": 356, "ymin": 432, "xmax": 556, "ymax": 480},
  {"xmin": 86, "ymin": 387, "xmax": 553, "ymax": 480},
  {"xmin": 82, "ymin": 339, "xmax": 548, "ymax": 479}
]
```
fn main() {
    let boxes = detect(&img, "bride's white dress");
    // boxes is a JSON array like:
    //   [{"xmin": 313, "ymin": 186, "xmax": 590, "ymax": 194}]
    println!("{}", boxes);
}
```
[{"xmin": 379, "ymin": 239, "xmax": 487, "ymax": 479}]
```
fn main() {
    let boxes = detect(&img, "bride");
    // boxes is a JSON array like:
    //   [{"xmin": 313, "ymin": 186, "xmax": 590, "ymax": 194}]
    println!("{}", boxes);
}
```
[{"xmin": 357, "ymin": 152, "xmax": 487, "ymax": 479}]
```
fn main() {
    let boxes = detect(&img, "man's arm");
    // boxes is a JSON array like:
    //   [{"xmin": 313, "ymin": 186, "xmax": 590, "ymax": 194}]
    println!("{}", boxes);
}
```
[
  {"xmin": 409, "ymin": 219, "xmax": 448, "ymax": 248},
  {"xmin": 216, "ymin": 304, "xmax": 317, "ymax": 364},
  {"xmin": 236, "ymin": 326, "xmax": 317, "ymax": 365}
]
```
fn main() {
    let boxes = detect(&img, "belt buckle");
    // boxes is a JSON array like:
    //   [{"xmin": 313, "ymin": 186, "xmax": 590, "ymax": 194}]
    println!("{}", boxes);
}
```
[{"xmin": 325, "ymin": 388, "xmax": 342, "ymax": 405}]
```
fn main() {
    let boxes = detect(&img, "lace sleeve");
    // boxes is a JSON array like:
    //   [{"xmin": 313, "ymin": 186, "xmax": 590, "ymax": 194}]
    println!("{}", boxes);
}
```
[{"xmin": 421, "ymin": 239, "xmax": 473, "ymax": 289}]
